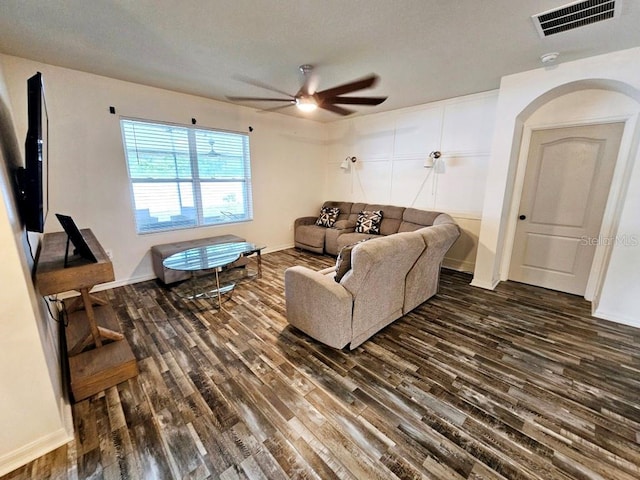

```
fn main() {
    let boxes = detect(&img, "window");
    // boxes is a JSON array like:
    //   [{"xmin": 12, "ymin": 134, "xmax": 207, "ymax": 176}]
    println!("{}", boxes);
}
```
[{"xmin": 120, "ymin": 119, "xmax": 253, "ymax": 233}]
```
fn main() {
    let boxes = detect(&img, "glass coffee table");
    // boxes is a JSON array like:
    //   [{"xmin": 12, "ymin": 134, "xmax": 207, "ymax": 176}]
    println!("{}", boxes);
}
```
[{"xmin": 162, "ymin": 242, "xmax": 264, "ymax": 308}]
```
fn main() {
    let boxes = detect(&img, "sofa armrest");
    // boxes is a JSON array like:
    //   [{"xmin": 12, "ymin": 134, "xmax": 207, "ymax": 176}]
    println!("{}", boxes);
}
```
[
  {"xmin": 284, "ymin": 266, "xmax": 353, "ymax": 349},
  {"xmin": 403, "ymin": 224, "xmax": 461, "ymax": 314},
  {"xmin": 318, "ymin": 266, "xmax": 337, "ymax": 276},
  {"xmin": 420, "ymin": 223, "xmax": 461, "ymax": 255},
  {"xmin": 294, "ymin": 216, "xmax": 318, "ymax": 229}
]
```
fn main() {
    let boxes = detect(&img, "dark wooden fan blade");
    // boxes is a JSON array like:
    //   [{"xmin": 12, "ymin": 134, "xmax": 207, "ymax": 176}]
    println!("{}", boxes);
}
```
[
  {"xmin": 258, "ymin": 103, "xmax": 296, "ymax": 113},
  {"xmin": 327, "ymin": 96, "xmax": 387, "ymax": 105},
  {"xmin": 233, "ymin": 75, "xmax": 295, "ymax": 98},
  {"xmin": 315, "ymin": 74, "xmax": 379, "ymax": 99},
  {"xmin": 319, "ymin": 103, "xmax": 355, "ymax": 116},
  {"xmin": 226, "ymin": 96, "xmax": 293, "ymax": 102}
]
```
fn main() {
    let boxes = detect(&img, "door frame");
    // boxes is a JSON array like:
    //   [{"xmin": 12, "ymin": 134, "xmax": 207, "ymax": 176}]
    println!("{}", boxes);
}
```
[{"xmin": 500, "ymin": 115, "xmax": 635, "ymax": 302}]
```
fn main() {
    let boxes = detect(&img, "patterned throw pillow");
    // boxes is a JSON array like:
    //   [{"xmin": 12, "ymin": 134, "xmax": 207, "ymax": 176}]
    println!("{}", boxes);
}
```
[
  {"xmin": 316, "ymin": 207, "xmax": 340, "ymax": 227},
  {"xmin": 334, "ymin": 239, "xmax": 368, "ymax": 282},
  {"xmin": 355, "ymin": 210, "xmax": 383, "ymax": 234}
]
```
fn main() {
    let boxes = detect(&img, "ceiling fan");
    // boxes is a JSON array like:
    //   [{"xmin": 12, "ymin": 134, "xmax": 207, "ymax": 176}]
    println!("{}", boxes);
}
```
[{"xmin": 226, "ymin": 64, "xmax": 387, "ymax": 116}]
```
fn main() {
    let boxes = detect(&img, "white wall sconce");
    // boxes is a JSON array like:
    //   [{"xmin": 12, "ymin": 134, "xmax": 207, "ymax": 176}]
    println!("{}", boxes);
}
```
[
  {"xmin": 425, "ymin": 151, "xmax": 446, "ymax": 173},
  {"xmin": 340, "ymin": 156, "xmax": 357, "ymax": 169},
  {"xmin": 424, "ymin": 151, "xmax": 441, "ymax": 168}
]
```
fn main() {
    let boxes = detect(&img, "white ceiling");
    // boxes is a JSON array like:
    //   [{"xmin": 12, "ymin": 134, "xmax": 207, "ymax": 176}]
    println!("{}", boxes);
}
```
[{"xmin": 1, "ymin": 0, "xmax": 640, "ymax": 122}]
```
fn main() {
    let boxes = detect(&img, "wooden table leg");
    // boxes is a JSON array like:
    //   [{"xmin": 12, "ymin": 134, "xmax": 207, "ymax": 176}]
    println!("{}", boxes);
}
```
[
  {"xmin": 71, "ymin": 287, "xmax": 124, "ymax": 352},
  {"xmin": 80, "ymin": 287, "xmax": 102, "ymax": 348},
  {"xmin": 66, "ymin": 293, "xmax": 108, "ymax": 313}
]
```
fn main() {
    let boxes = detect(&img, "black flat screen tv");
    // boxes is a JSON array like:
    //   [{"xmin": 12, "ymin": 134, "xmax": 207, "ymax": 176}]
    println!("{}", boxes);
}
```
[{"xmin": 16, "ymin": 72, "xmax": 49, "ymax": 233}]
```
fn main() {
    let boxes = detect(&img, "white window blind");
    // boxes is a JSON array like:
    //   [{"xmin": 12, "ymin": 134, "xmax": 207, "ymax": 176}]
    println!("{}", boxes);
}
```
[{"xmin": 120, "ymin": 119, "xmax": 253, "ymax": 233}]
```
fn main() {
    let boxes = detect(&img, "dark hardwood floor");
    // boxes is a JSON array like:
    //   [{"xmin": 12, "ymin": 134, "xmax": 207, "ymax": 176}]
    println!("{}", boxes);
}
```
[{"xmin": 4, "ymin": 248, "xmax": 640, "ymax": 479}]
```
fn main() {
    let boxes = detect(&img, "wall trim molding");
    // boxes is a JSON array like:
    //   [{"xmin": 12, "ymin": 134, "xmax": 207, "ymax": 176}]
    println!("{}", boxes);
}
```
[
  {"xmin": 79, "ymin": 243, "xmax": 299, "ymax": 294},
  {"xmin": 448, "ymin": 212, "xmax": 482, "ymax": 221},
  {"xmin": 76, "ymin": 242, "xmax": 474, "ymax": 294},
  {"xmin": 470, "ymin": 277, "xmax": 500, "ymax": 290},
  {"xmin": 391, "ymin": 151, "xmax": 491, "ymax": 162},
  {"xmin": 0, "ymin": 428, "xmax": 72, "ymax": 478},
  {"xmin": 439, "ymin": 151, "xmax": 491, "ymax": 159},
  {"xmin": 352, "ymin": 155, "xmax": 391, "ymax": 163},
  {"xmin": 592, "ymin": 308, "xmax": 640, "ymax": 329},
  {"xmin": 443, "ymin": 257, "xmax": 475, "ymax": 273}
]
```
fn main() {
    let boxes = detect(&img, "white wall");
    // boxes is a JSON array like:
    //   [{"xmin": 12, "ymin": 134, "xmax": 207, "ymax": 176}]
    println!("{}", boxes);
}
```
[
  {"xmin": 0, "ymin": 61, "xmax": 71, "ymax": 477},
  {"xmin": 473, "ymin": 47, "xmax": 640, "ymax": 327},
  {"xmin": 324, "ymin": 91, "xmax": 498, "ymax": 271},
  {"xmin": 0, "ymin": 54, "xmax": 327, "ymax": 287}
]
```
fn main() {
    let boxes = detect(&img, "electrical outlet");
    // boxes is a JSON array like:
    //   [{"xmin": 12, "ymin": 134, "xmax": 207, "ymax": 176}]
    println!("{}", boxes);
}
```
[{"xmin": 105, "ymin": 249, "xmax": 113, "ymax": 260}]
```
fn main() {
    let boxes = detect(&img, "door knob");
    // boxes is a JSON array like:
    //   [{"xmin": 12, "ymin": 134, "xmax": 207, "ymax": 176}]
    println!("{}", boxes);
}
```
[{"xmin": 519, "ymin": 214, "xmax": 527, "ymax": 220}]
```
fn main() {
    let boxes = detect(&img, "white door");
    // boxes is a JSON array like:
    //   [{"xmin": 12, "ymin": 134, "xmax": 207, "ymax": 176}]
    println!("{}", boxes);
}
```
[{"xmin": 509, "ymin": 123, "xmax": 624, "ymax": 295}]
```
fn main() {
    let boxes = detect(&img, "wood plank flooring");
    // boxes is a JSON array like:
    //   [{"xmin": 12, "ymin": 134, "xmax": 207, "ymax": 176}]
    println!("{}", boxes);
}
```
[{"xmin": 3, "ymin": 248, "xmax": 639, "ymax": 479}]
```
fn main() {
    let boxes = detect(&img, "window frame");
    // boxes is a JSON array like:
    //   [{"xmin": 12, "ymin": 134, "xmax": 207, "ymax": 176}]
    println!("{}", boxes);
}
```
[{"xmin": 120, "ymin": 117, "xmax": 253, "ymax": 234}]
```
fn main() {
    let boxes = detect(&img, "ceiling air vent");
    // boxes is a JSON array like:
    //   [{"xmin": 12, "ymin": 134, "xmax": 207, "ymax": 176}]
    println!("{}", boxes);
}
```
[{"xmin": 532, "ymin": 0, "xmax": 621, "ymax": 37}]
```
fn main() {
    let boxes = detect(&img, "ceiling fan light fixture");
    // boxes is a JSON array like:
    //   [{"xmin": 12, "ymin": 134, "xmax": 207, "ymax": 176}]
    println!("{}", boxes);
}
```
[
  {"xmin": 295, "ymin": 96, "xmax": 317, "ymax": 112},
  {"xmin": 228, "ymin": 66, "xmax": 387, "ymax": 116}
]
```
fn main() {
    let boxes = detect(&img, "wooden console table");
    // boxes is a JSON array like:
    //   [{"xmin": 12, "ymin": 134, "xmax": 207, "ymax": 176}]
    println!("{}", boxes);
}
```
[{"xmin": 36, "ymin": 229, "xmax": 138, "ymax": 402}]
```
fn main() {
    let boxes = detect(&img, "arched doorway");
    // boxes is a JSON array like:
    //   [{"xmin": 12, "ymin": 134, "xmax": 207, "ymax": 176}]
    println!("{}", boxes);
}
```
[
  {"xmin": 472, "ymin": 50, "xmax": 640, "ymax": 326},
  {"xmin": 500, "ymin": 87, "xmax": 640, "ymax": 301}
]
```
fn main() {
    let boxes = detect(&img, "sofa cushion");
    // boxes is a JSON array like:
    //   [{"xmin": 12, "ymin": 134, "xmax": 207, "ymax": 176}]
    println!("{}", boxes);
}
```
[
  {"xmin": 355, "ymin": 210, "xmax": 383, "ymax": 234},
  {"xmin": 398, "ymin": 208, "xmax": 443, "ymax": 232},
  {"xmin": 336, "ymin": 232, "xmax": 379, "ymax": 251},
  {"xmin": 364, "ymin": 204, "xmax": 405, "ymax": 235},
  {"xmin": 347, "ymin": 203, "xmax": 367, "ymax": 223},
  {"xmin": 316, "ymin": 206, "xmax": 340, "ymax": 227},
  {"xmin": 322, "ymin": 201, "xmax": 353, "ymax": 223}
]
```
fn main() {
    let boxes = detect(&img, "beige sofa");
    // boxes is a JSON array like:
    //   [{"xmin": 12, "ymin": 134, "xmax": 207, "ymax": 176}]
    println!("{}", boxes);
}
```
[
  {"xmin": 286, "ymin": 206, "xmax": 459, "ymax": 349},
  {"xmin": 294, "ymin": 201, "xmax": 446, "ymax": 256}
]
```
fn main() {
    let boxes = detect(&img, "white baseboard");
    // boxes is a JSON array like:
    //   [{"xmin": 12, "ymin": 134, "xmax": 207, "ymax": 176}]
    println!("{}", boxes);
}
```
[
  {"xmin": 55, "ymin": 274, "xmax": 157, "ymax": 299},
  {"xmin": 470, "ymin": 277, "xmax": 500, "ymax": 290},
  {"xmin": 63, "ymin": 243, "xmax": 299, "ymax": 296},
  {"xmin": 84, "ymin": 244, "xmax": 468, "ymax": 293},
  {"xmin": 99, "ymin": 274, "xmax": 157, "ymax": 290},
  {"xmin": 443, "ymin": 257, "xmax": 475, "ymax": 273},
  {"xmin": 592, "ymin": 308, "xmax": 640, "ymax": 328},
  {"xmin": 264, "ymin": 243, "xmax": 295, "ymax": 253},
  {"xmin": 0, "ymin": 428, "xmax": 72, "ymax": 478}
]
